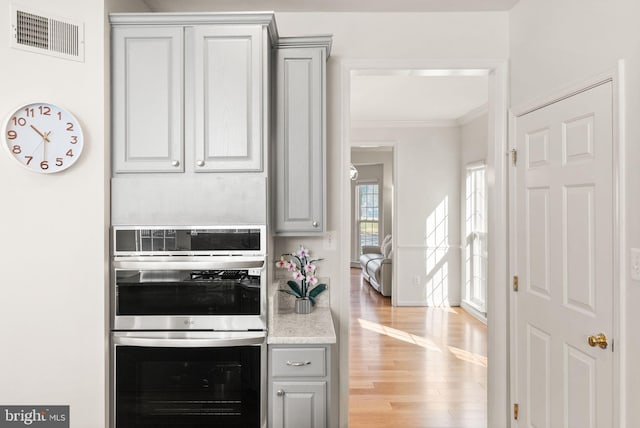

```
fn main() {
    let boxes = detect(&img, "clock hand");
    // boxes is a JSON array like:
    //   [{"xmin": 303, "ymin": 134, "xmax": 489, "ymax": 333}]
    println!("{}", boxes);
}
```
[
  {"xmin": 30, "ymin": 124, "xmax": 51, "ymax": 143},
  {"xmin": 42, "ymin": 135, "xmax": 47, "ymax": 163}
]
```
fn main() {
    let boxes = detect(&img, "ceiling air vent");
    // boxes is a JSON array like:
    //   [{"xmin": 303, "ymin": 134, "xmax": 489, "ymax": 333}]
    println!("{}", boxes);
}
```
[{"xmin": 10, "ymin": 5, "xmax": 84, "ymax": 62}]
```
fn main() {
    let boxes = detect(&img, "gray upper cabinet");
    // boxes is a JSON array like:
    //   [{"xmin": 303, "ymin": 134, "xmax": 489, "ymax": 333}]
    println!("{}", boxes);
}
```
[
  {"xmin": 192, "ymin": 25, "xmax": 263, "ymax": 172},
  {"xmin": 274, "ymin": 37, "xmax": 332, "ymax": 235},
  {"xmin": 111, "ymin": 13, "xmax": 275, "ymax": 174},
  {"xmin": 112, "ymin": 26, "xmax": 184, "ymax": 173}
]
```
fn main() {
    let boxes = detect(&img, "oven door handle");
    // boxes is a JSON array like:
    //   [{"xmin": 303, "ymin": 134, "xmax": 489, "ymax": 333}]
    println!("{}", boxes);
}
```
[
  {"xmin": 112, "ymin": 332, "xmax": 266, "ymax": 348},
  {"xmin": 113, "ymin": 256, "xmax": 265, "ymax": 270}
]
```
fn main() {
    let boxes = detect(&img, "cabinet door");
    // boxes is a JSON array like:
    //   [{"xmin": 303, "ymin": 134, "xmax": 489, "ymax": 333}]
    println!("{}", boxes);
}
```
[
  {"xmin": 112, "ymin": 26, "xmax": 184, "ymax": 173},
  {"xmin": 191, "ymin": 25, "xmax": 263, "ymax": 172},
  {"xmin": 272, "ymin": 381, "xmax": 326, "ymax": 428},
  {"xmin": 274, "ymin": 47, "xmax": 325, "ymax": 234}
]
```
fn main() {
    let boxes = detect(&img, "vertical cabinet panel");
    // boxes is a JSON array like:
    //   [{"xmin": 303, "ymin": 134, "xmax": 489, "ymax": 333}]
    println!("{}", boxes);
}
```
[
  {"xmin": 274, "ymin": 46, "xmax": 326, "ymax": 234},
  {"xmin": 193, "ymin": 26, "xmax": 263, "ymax": 172},
  {"xmin": 112, "ymin": 26, "xmax": 184, "ymax": 173}
]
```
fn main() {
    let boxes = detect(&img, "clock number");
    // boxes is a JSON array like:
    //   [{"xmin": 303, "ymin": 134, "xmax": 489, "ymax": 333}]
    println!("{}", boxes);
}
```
[
  {"xmin": 12, "ymin": 145, "xmax": 21, "ymax": 154},
  {"xmin": 40, "ymin": 161, "xmax": 49, "ymax": 170},
  {"xmin": 70, "ymin": 136, "xmax": 78, "ymax": 144},
  {"xmin": 24, "ymin": 107, "xmax": 35, "ymax": 117},
  {"xmin": 66, "ymin": 149, "xmax": 74, "ymax": 157},
  {"xmin": 55, "ymin": 157, "xmax": 63, "ymax": 167},
  {"xmin": 38, "ymin": 105, "xmax": 51, "ymax": 116},
  {"xmin": 66, "ymin": 122, "xmax": 74, "ymax": 132},
  {"xmin": 25, "ymin": 155, "xmax": 33, "ymax": 165},
  {"xmin": 7, "ymin": 130, "xmax": 17, "ymax": 140},
  {"xmin": 11, "ymin": 117, "xmax": 26, "ymax": 127},
  {"xmin": 57, "ymin": 111, "xmax": 62, "ymax": 120}
]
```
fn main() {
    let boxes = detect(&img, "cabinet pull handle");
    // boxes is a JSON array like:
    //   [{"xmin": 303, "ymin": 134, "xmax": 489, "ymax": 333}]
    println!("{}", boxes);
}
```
[
  {"xmin": 277, "ymin": 389, "xmax": 285, "ymax": 397},
  {"xmin": 312, "ymin": 221, "xmax": 319, "ymax": 228},
  {"xmin": 196, "ymin": 160, "xmax": 205, "ymax": 167},
  {"xmin": 286, "ymin": 360, "xmax": 311, "ymax": 367},
  {"xmin": 171, "ymin": 160, "xmax": 180, "ymax": 167}
]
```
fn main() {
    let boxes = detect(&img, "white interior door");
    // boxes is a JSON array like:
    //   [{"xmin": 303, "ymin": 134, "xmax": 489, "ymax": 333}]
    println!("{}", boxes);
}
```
[{"xmin": 513, "ymin": 82, "xmax": 614, "ymax": 427}]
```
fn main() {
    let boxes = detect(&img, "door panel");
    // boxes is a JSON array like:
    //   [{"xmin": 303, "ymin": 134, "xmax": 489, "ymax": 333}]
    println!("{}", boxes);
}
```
[
  {"xmin": 564, "ymin": 185, "xmax": 596, "ymax": 314},
  {"xmin": 514, "ymin": 82, "xmax": 613, "ymax": 428},
  {"xmin": 192, "ymin": 25, "xmax": 263, "ymax": 172},
  {"xmin": 112, "ymin": 26, "xmax": 184, "ymax": 173},
  {"xmin": 565, "ymin": 344, "xmax": 596, "ymax": 428},
  {"xmin": 526, "ymin": 325, "xmax": 551, "ymax": 428},
  {"xmin": 526, "ymin": 187, "xmax": 550, "ymax": 298}
]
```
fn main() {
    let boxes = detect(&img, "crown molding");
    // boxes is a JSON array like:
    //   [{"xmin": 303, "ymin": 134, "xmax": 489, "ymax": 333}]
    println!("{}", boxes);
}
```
[
  {"xmin": 109, "ymin": 11, "xmax": 279, "ymax": 43},
  {"xmin": 456, "ymin": 103, "xmax": 489, "ymax": 126},
  {"xmin": 275, "ymin": 35, "xmax": 333, "ymax": 57},
  {"xmin": 351, "ymin": 119, "xmax": 459, "ymax": 129}
]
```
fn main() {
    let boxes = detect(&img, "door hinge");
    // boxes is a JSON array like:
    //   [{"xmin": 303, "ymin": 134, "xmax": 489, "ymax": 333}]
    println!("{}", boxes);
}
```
[
  {"xmin": 513, "ymin": 275, "xmax": 519, "ymax": 292},
  {"xmin": 511, "ymin": 148, "xmax": 518, "ymax": 166},
  {"xmin": 514, "ymin": 403, "xmax": 519, "ymax": 420}
]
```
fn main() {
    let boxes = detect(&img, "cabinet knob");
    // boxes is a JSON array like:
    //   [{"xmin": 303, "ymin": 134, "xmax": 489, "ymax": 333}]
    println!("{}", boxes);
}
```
[
  {"xmin": 196, "ymin": 160, "xmax": 205, "ymax": 167},
  {"xmin": 171, "ymin": 160, "xmax": 180, "ymax": 167},
  {"xmin": 277, "ymin": 390, "xmax": 285, "ymax": 397},
  {"xmin": 312, "ymin": 221, "xmax": 319, "ymax": 228}
]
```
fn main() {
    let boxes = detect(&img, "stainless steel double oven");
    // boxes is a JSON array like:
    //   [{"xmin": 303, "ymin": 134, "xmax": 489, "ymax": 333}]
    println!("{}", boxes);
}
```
[{"xmin": 110, "ymin": 226, "xmax": 267, "ymax": 428}]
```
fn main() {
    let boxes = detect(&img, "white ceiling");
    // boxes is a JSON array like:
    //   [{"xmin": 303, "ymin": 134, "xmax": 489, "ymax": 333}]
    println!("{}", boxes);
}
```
[
  {"xmin": 143, "ymin": 0, "xmax": 519, "ymax": 12},
  {"xmin": 351, "ymin": 72, "xmax": 489, "ymax": 124}
]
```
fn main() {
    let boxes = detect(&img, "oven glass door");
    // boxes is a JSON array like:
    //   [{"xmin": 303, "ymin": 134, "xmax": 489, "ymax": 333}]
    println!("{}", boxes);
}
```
[
  {"xmin": 114, "ymin": 227, "xmax": 265, "ymax": 256},
  {"xmin": 115, "ymin": 344, "xmax": 261, "ymax": 428},
  {"xmin": 115, "ymin": 269, "xmax": 261, "ymax": 316}
]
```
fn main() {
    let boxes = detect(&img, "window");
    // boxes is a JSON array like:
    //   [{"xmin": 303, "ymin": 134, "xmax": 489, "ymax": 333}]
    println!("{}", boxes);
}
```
[
  {"xmin": 464, "ymin": 163, "xmax": 487, "ymax": 313},
  {"xmin": 356, "ymin": 182, "xmax": 380, "ymax": 254}
]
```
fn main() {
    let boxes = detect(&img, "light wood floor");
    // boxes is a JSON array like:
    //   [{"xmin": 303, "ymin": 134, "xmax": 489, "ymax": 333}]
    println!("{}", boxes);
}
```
[{"xmin": 349, "ymin": 269, "xmax": 487, "ymax": 428}]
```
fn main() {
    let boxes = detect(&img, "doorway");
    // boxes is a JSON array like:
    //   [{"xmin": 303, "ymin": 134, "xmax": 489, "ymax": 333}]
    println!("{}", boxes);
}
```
[
  {"xmin": 349, "ymin": 147, "xmax": 394, "ymax": 269},
  {"xmin": 341, "ymin": 63, "xmax": 509, "ymax": 427}
]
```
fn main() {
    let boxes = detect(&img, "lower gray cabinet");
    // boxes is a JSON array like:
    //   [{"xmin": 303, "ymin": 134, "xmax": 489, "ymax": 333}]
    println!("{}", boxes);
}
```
[
  {"xmin": 269, "ymin": 345, "xmax": 331, "ymax": 428},
  {"xmin": 271, "ymin": 381, "xmax": 326, "ymax": 428}
]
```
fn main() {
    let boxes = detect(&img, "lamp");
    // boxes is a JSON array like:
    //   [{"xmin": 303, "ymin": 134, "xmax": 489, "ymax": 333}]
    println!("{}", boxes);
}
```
[{"xmin": 349, "ymin": 164, "xmax": 359, "ymax": 181}]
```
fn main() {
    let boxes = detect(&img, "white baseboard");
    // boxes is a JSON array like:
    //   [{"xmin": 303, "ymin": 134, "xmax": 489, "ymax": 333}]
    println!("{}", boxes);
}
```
[{"xmin": 461, "ymin": 300, "xmax": 487, "ymax": 325}]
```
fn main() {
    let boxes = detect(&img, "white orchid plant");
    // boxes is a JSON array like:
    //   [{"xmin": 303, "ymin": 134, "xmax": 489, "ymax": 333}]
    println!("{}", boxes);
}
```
[{"xmin": 276, "ymin": 245, "xmax": 327, "ymax": 306}]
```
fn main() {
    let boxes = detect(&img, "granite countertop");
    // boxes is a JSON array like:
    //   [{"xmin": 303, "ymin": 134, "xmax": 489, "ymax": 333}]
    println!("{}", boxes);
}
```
[{"xmin": 267, "ymin": 281, "xmax": 336, "ymax": 345}]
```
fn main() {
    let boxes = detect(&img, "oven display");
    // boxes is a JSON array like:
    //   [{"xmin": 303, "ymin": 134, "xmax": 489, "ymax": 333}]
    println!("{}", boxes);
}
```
[
  {"xmin": 115, "ymin": 346, "xmax": 260, "ymax": 428},
  {"xmin": 114, "ymin": 227, "xmax": 263, "ymax": 255}
]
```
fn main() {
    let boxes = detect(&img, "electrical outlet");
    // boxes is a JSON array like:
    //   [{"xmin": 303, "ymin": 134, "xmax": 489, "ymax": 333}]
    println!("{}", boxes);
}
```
[
  {"xmin": 631, "ymin": 248, "xmax": 640, "ymax": 281},
  {"xmin": 413, "ymin": 275, "xmax": 421, "ymax": 286},
  {"xmin": 324, "ymin": 230, "xmax": 336, "ymax": 250}
]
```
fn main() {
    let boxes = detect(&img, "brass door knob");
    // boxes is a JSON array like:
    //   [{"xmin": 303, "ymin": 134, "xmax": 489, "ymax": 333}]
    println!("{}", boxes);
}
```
[{"xmin": 587, "ymin": 333, "xmax": 608, "ymax": 349}]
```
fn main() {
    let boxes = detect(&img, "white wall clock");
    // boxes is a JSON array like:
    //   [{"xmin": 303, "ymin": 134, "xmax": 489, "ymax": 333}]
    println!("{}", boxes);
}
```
[{"xmin": 2, "ymin": 102, "xmax": 84, "ymax": 173}]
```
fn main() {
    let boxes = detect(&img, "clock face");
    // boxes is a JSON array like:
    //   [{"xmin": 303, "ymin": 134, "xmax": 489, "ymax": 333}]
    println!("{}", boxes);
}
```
[{"xmin": 3, "ymin": 102, "xmax": 84, "ymax": 173}]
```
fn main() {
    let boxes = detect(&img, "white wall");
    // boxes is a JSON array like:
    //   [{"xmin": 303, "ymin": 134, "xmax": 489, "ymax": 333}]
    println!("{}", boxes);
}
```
[
  {"xmin": 510, "ymin": 0, "xmax": 640, "ymax": 425},
  {"xmin": 352, "ymin": 126, "xmax": 461, "ymax": 306},
  {"xmin": 0, "ymin": 0, "xmax": 109, "ymax": 426},
  {"xmin": 460, "ymin": 112, "xmax": 488, "ymax": 166}
]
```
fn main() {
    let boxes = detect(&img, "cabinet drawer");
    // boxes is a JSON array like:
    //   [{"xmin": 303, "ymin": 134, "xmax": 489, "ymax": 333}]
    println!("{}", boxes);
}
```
[{"xmin": 271, "ymin": 347, "xmax": 326, "ymax": 377}]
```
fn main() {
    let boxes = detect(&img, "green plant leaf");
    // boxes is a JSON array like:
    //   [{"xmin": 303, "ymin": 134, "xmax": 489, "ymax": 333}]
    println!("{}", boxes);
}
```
[
  {"xmin": 286, "ymin": 280, "xmax": 303, "ymax": 297},
  {"xmin": 308, "ymin": 283, "xmax": 327, "ymax": 299},
  {"xmin": 309, "ymin": 296, "xmax": 316, "ymax": 306},
  {"xmin": 278, "ymin": 289, "xmax": 300, "ymax": 297}
]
